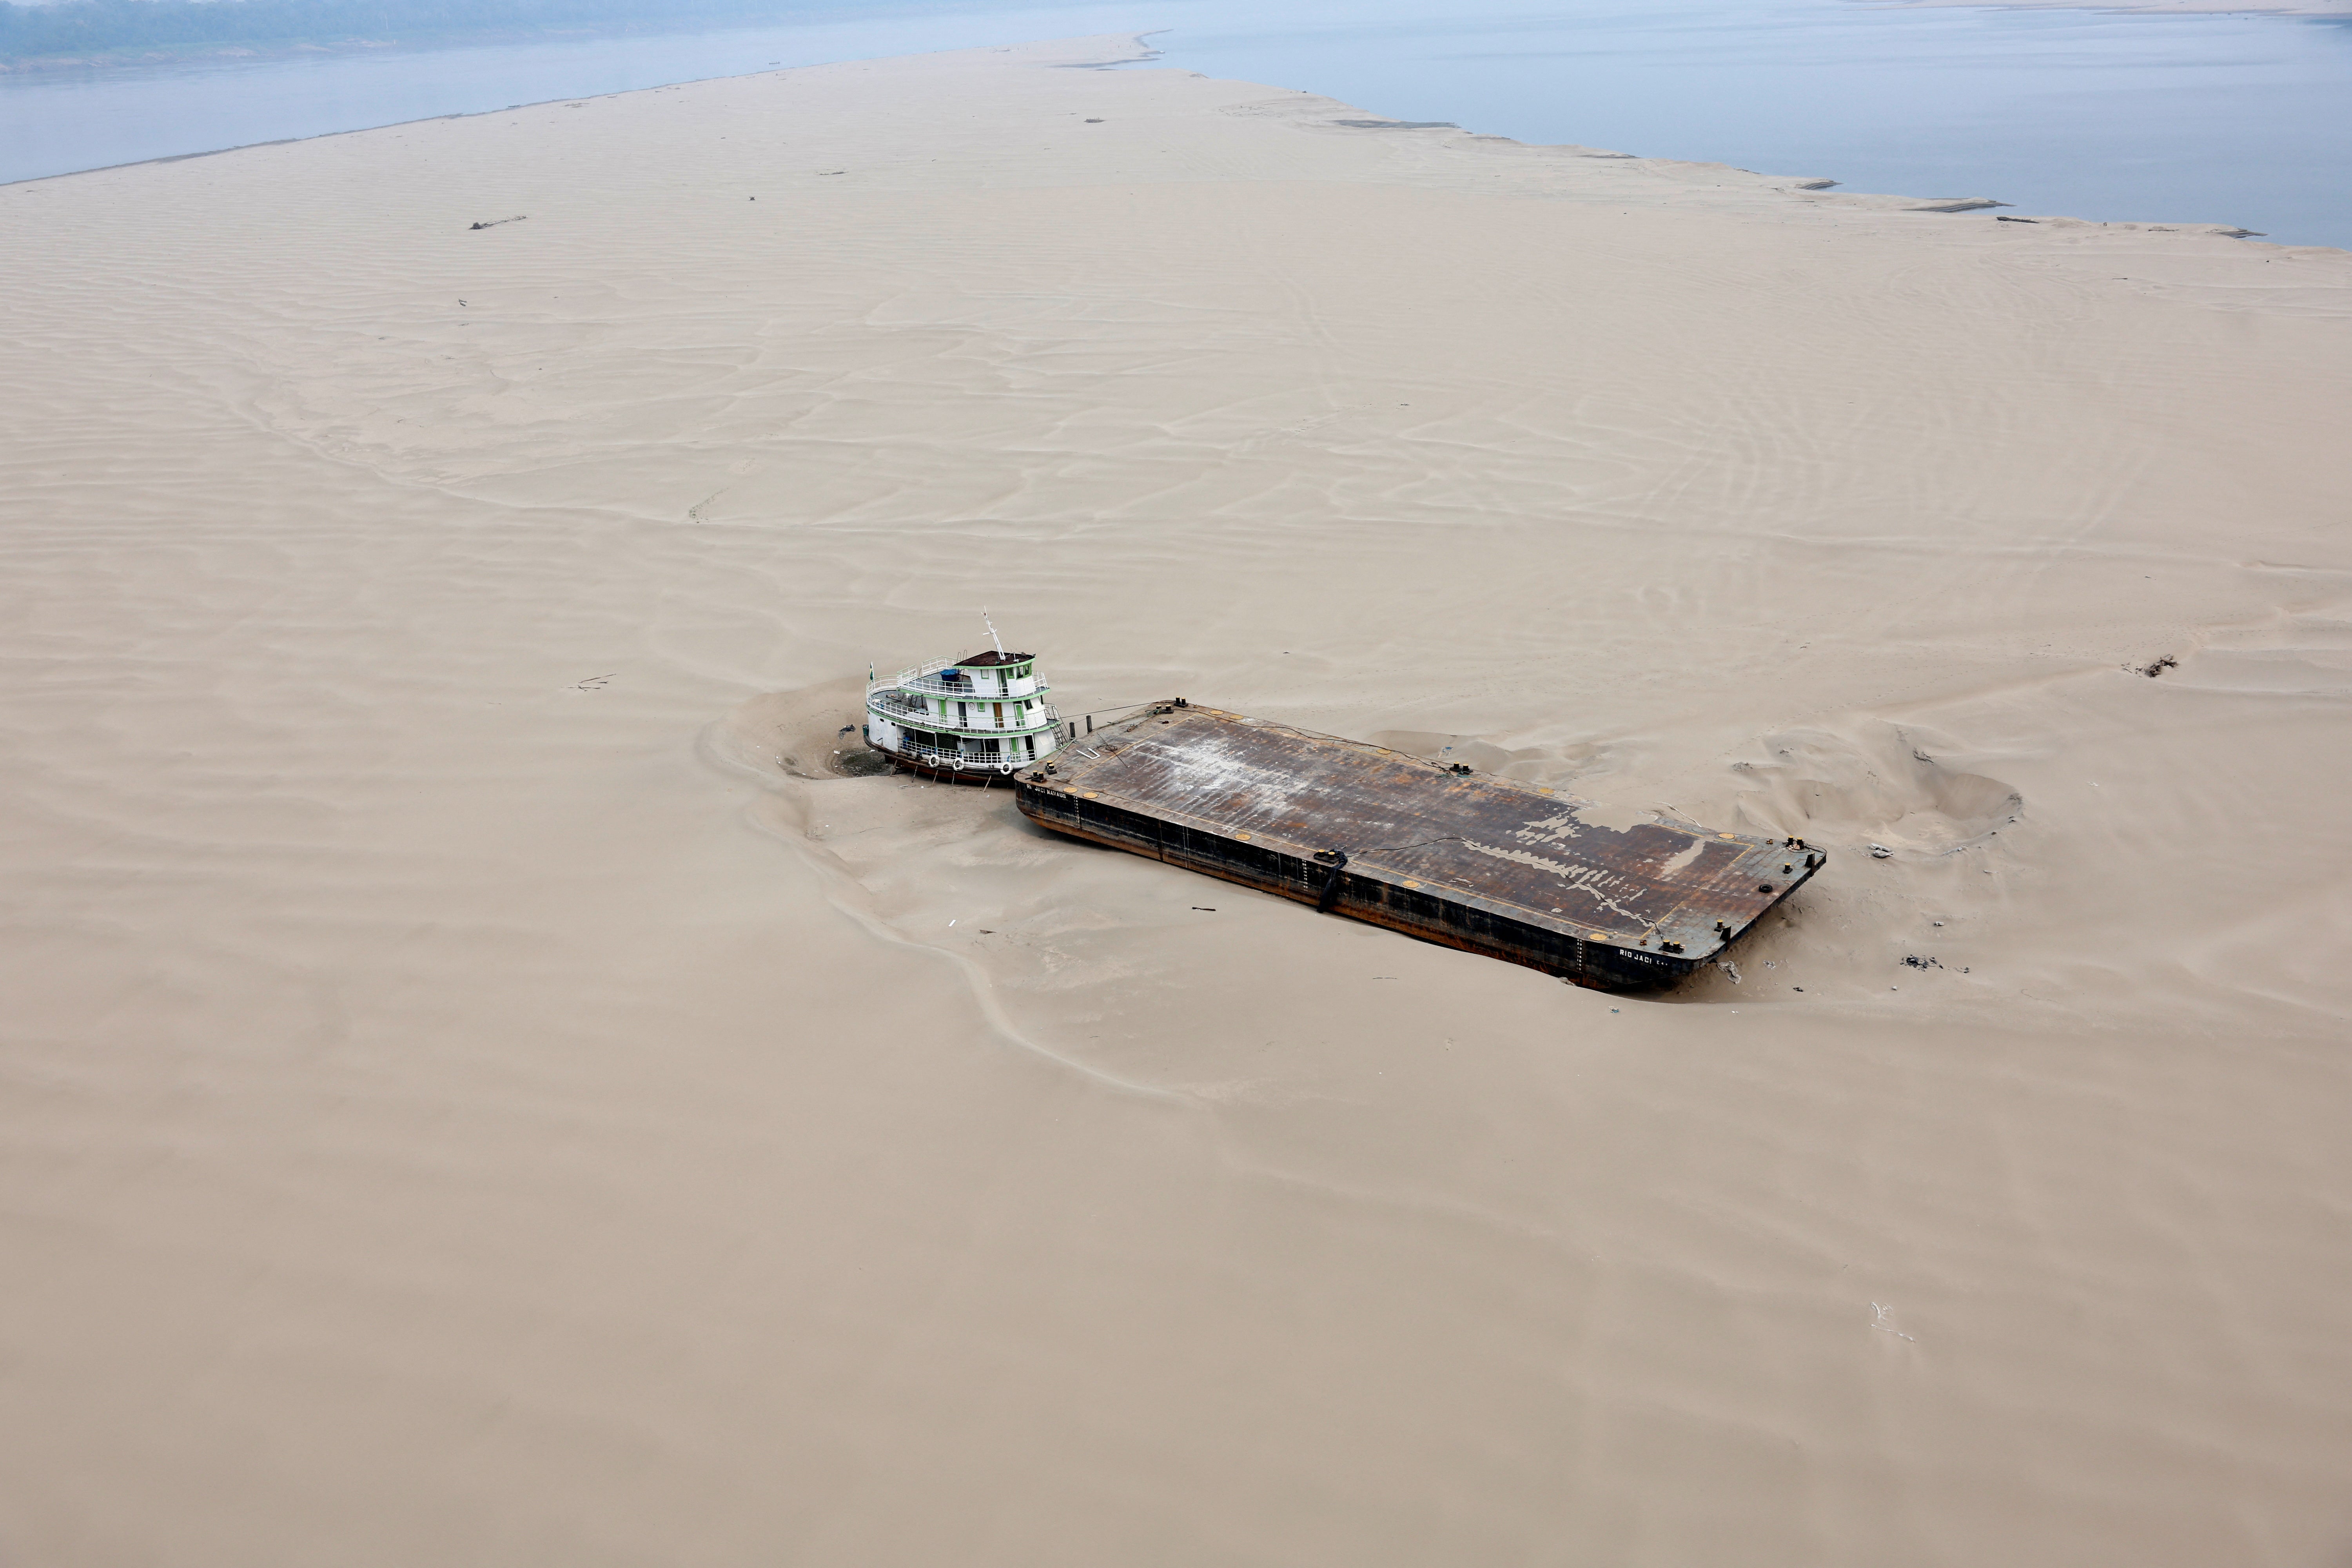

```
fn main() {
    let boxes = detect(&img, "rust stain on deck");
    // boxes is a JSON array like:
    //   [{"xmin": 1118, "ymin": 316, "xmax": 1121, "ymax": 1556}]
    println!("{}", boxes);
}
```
[{"xmin": 1016, "ymin": 703, "xmax": 1823, "ymax": 989}]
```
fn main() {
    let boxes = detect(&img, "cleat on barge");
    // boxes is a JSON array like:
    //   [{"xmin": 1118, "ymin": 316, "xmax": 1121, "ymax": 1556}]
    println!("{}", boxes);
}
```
[{"xmin": 1016, "ymin": 702, "xmax": 1823, "ymax": 989}]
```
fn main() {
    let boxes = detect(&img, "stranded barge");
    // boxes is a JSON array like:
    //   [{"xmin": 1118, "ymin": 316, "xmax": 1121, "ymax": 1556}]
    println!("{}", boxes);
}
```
[{"xmin": 1016, "ymin": 701, "xmax": 1823, "ymax": 989}]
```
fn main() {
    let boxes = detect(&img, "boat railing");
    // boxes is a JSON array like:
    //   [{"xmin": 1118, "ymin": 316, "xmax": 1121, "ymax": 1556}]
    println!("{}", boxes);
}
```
[
  {"xmin": 888, "ymin": 657, "xmax": 984, "ymax": 697},
  {"xmin": 867, "ymin": 691, "xmax": 929, "ymax": 722},
  {"xmin": 888, "ymin": 655, "xmax": 961, "ymax": 686},
  {"xmin": 876, "ymin": 656, "xmax": 1042, "ymax": 701},
  {"xmin": 887, "ymin": 739, "xmax": 1027, "ymax": 774},
  {"xmin": 869, "ymin": 695, "xmax": 1060, "ymax": 733},
  {"xmin": 902, "ymin": 673, "xmax": 1045, "ymax": 699}
]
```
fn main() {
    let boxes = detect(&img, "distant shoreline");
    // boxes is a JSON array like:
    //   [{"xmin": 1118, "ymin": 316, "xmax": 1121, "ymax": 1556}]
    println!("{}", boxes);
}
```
[
  {"xmin": 0, "ymin": 65, "xmax": 724, "ymax": 187},
  {"xmin": 0, "ymin": 20, "xmax": 771, "ymax": 76},
  {"xmin": 3, "ymin": 36, "xmax": 516, "ymax": 79},
  {"xmin": 0, "ymin": 0, "xmax": 921, "ymax": 77},
  {"xmin": 7, "ymin": 5, "xmax": 2345, "ymax": 249},
  {"xmin": 7, "ymin": 0, "xmax": 2345, "ymax": 82}
]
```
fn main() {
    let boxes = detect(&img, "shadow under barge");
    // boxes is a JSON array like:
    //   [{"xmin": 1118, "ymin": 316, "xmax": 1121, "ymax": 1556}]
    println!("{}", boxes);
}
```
[{"xmin": 1015, "ymin": 702, "xmax": 1824, "ymax": 990}]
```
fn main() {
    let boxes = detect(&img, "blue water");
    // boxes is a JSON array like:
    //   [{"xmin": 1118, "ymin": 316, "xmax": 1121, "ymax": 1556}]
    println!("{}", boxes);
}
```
[{"xmin": 4, "ymin": 0, "xmax": 2348, "ymax": 247}]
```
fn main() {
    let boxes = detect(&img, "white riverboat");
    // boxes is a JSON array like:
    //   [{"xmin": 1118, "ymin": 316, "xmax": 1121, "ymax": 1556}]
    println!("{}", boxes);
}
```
[{"xmin": 864, "ymin": 641, "xmax": 1064, "ymax": 782}]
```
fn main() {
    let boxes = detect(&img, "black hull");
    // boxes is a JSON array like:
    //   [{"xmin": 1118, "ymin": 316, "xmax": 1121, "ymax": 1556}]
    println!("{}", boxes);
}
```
[{"xmin": 1019, "ymin": 790, "xmax": 1697, "ymax": 989}]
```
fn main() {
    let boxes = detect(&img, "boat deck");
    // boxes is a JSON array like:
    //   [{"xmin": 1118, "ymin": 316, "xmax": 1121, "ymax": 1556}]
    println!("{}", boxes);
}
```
[{"xmin": 1015, "ymin": 703, "xmax": 1823, "ymax": 988}]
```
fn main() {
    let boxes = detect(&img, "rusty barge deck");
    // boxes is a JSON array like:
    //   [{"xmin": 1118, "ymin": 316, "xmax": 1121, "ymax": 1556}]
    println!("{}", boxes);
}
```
[{"xmin": 1014, "ymin": 702, "xmax": 1823, "ymax": 989}]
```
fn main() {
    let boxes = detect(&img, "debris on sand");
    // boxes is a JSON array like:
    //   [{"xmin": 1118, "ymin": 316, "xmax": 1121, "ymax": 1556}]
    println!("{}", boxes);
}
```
[{"xmin": 2136, "ymin": 655, "xmax": 2179, "ymax": 678}]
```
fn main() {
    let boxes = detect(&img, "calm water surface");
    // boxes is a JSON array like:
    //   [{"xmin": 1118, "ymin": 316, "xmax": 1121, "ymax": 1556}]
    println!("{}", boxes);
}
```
[{"xmin": 4, "ymin": 0, "xmax": 2348, "ymax": 247}]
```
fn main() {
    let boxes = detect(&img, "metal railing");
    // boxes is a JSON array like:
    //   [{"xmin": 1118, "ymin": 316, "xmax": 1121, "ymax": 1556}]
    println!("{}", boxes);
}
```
[
  {"xmin": 877, "ymin": 656, "xmax": 1043, "ymax": 702},
  {"xmin": 886, "ymin": 739, "xmax": 1031, "ymax": 774},
  {"xmin": 868, "ymin": 695, "xmax": 1060, "ymax": 734},
  {"xmin": 902, "ymin": 673, "xmax": 1045, "ymax": 700},
  {"xmin": 886, "ymin": 655, "xmax": 962, "ymax": 688}
]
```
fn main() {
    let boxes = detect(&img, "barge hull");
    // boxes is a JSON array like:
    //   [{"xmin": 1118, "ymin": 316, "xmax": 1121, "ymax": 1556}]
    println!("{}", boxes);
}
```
[
  {"xmin": 1027, "ymin": 799, "xmax": 1694, "ymax": 987},
  {"xmin": 1014, "ymin": 704, "xmax": 1823, "ymax": 990}
]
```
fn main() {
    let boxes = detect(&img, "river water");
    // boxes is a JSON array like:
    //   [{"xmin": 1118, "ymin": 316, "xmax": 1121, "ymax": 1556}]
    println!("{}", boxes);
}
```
[{"xmin": 4, "ymin": 0, "xmax": 2348, "ymax": 247}]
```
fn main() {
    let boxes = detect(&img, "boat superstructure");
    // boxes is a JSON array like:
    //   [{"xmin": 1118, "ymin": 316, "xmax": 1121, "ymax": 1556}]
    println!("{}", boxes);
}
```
[{"xmin": 865, "ymin": 648, "xmax": 1064, "ymax": 782}]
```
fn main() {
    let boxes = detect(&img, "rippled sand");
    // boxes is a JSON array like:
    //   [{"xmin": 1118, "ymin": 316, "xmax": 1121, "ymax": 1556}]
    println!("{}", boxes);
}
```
[{"xmin": 4, "ymin": 34, "xmax": 2350, "ymax": 1566}]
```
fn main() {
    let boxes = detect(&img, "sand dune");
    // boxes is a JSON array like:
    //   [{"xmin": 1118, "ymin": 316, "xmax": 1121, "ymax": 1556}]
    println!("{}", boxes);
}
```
[{"xmin": 4, "ymin": 33, "xmax": 2350, "ymax": 1566}]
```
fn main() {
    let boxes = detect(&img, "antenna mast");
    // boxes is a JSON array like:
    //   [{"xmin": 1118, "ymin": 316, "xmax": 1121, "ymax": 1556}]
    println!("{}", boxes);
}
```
[{"xmin": 982, "ymin": 606, "xmax": 1004, "ymax": 655}]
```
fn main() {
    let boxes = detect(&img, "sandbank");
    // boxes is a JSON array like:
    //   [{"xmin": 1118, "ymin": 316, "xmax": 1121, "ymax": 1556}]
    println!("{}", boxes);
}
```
[{"xmin": 3, "ymin": 33, "xmax": 2350, "ymax": 1566}]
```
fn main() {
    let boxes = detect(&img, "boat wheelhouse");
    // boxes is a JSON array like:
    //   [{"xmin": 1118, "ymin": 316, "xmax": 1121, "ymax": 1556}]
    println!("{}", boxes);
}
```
[{"xmin": 865, "ymin": 648, "xmax": 1064, "ymax": 782}]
